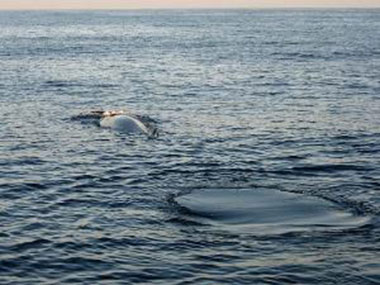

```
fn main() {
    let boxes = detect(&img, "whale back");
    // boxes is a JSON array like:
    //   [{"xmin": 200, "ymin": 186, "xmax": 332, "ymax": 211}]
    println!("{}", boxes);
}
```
[
  {"xmin": 100, "ymin": 115, "xmax": 149, "ymax": 135},
  {"xmin": 72, "ymin": 110, "xmax": 159, "ymax": 138}
]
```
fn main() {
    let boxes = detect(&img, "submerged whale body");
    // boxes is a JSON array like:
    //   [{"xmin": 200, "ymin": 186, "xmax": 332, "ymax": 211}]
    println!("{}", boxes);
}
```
[
  {"xmin": 175, "ymin": 188, "xmax": 370, "ymax": 235},
  {"xmin": 72, "ymin": 110, "xmax": 158, "ymax": 137}
]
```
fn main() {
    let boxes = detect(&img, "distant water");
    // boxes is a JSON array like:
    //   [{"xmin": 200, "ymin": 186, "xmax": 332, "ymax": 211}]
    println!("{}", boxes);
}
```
[{"xmin": 1, "ymin": 9, "xmax": 379, "ymax": 284}]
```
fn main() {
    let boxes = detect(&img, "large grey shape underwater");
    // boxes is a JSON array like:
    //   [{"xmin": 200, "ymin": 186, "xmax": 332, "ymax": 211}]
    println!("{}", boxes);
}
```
[{"xmin": 0, "ymin": 9, "xmax": 379, "ymax": 284}]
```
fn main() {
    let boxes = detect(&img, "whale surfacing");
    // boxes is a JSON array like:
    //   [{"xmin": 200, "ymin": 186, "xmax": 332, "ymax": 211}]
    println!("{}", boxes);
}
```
[
  {"xmin": 174, "ymin": 188, "xmax": 370, "ymax": 235},
  {"xmin": 100, "ymin": 114, "xmax": 149, "ymax": 134},
  {"xmin": 72, "ymin": 109, "xmax": 158, "ymax": 137}
]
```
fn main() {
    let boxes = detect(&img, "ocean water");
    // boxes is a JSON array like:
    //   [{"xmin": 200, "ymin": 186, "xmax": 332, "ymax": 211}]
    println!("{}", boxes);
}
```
[{"xmin": 0, "ymin": 9, "xmax": 380, "ymax": 284}]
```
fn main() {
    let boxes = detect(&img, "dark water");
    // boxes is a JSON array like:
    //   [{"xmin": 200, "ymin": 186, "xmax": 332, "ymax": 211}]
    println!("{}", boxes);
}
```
[{"xmin": 1, "ymin": 9, "xmax": 380, "ymax": 284}]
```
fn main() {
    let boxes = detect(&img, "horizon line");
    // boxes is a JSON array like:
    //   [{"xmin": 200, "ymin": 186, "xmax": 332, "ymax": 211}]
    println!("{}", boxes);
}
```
[
  {"xmin": 1, "ymin": 6, "xmax": 380, "ymax": 11},
  {"xmin": 1, "ymin": 0, "xmax": 380, "ymax": 10}
]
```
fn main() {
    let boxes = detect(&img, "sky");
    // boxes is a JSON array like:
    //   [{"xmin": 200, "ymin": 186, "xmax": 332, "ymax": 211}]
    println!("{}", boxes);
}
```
[{"xmin": 0, "ymin": 0, "xmax": 379, "ymax": 10}]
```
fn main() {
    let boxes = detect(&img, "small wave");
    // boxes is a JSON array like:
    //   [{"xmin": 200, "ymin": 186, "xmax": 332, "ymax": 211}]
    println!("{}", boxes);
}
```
[
  {"xmin": 9, "ymin": 238, "xmax": 51, "ymax": 252},
  {"xmin": 291, "ymin": 164, "xmax": 371, "ymax": 173},
  {"xmin": 43, "ymin": 80, "xmax": 85, "ymax": 88}
]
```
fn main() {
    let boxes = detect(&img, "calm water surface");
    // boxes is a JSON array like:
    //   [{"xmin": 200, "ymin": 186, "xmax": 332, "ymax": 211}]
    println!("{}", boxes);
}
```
[{"xmin": 0, "ymin": 9, "xmax": 380, "ymax": 284}]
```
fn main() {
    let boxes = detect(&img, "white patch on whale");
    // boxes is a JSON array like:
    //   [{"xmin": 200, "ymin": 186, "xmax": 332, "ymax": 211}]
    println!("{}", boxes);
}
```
[
  {"xmin": 175, "ymin": 188, "xmax": 370, "ymax": 235},
  {"xmin": 100, "ymin": 114, "xmax": 149, "ymax": 135}
]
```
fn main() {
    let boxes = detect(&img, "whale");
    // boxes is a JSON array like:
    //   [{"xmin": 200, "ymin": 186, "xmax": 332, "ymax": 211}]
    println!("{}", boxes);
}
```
[
  {"xmin": 100, "ymin": 114, "xmax": 149, "ymax": 134},
  {"xmin": 72, "ymin": 110, "xmax": 158, "ymax": 137},
  {"xmin": 174, "ymin": 188, "xmax": 370, "ymax": 235}
]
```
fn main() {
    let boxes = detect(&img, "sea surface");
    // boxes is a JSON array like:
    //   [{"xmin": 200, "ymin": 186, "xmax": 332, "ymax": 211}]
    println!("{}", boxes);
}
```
[{"xmin": 0, "ymin": 9, "xmax": 380, "ymax": 284}]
